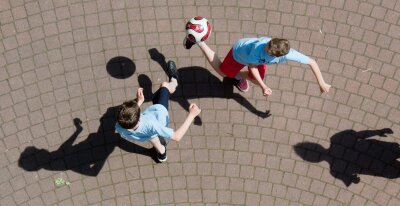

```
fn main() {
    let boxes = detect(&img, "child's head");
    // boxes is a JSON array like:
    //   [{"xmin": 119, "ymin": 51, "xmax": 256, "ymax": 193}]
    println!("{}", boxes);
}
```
[
  {"xmin": 265, "ymin": 38, "xmax": 290, "ymax": 57},
  {"xmin": 117, "ymin": 100, "xmax": 141, "ymax": 129}
]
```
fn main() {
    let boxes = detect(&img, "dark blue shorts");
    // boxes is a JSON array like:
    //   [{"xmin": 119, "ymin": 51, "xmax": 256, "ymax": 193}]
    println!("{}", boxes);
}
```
[{"xmin": 152, "ymin": 87, "xmax": 170, "ymax": 110}]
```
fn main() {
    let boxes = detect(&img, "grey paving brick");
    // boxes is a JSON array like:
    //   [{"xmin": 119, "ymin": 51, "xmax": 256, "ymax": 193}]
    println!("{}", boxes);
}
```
[{"xmin": 1, "ymin": 1, "xmax": 399, "ymax": 205}]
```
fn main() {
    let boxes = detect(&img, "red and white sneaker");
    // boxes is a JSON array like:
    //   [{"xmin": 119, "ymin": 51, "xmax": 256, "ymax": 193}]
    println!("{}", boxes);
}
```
[{"xmin": 234, "ymin": 78, "xmax": 249, "ymax": 92}]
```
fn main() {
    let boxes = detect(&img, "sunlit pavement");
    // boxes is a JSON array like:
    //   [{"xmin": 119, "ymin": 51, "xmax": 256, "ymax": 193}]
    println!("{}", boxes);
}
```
[{"xmin": 1, "ymin": 0, "xmax": 400, "ymax": 205}]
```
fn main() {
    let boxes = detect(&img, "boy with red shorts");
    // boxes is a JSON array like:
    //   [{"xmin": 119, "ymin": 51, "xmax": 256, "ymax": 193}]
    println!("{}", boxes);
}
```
[{"xmin": 184, "ymin": 37, "xmax": 331, "ymax": 96}]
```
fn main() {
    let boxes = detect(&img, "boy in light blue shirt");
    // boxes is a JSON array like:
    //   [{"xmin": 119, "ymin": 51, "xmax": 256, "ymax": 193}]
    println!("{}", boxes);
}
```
[
  {"xmin": 115, "ymin": 104, "xmax": 174, "ymax": 142},
  {"xmin": 232, "ymin": 37, "xmax": 310, "ymax": 65},
  {"xmin": 115, "ymin": 61, "xmax": 201, "ymax": 162},
  {"xmin": 184, "ymin": 36, "xmax": 331, "ymax": 95}
]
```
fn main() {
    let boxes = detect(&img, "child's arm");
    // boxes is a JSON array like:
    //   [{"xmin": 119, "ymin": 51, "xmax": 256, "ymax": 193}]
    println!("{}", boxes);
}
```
[
  {"xmin": 171, "ymin": 104, "xmax": 201, "ymax": 142},
  {"xmin": 308, "ymin": 59, "xmax": 331, "ymax": 93},
  {"xmin": 248, "ymin": 65, "xmax": 272, "ymax": 96},
  {"xmin": 283, "ymin": 49, "xmax": 331, "ymax": 93}
]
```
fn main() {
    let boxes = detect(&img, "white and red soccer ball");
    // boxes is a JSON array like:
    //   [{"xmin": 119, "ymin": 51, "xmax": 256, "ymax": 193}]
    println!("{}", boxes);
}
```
[{"xmin": 185, "ymin": 16, "xmax": 211, "ymax": 43}]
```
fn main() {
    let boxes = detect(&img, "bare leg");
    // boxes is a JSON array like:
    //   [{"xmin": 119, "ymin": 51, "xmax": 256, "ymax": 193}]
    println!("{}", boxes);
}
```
[
  {"xmin": 198, "ymin": 42, "xmax": 226, "ymax": 77},
  {"xmin": 149, "ymin": 137, "xmax": 165, "ymax": 154},
  {"xmin": 237, "ymin": 71, "xmax": 258, "ymax": 84}
]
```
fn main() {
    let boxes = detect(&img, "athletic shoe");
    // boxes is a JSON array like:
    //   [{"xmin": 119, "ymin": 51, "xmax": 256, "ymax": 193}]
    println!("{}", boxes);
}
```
[
  {"xmin": 157, "ymin": 148, "xmax": 167, "ymax": 162},
  {"xmin": 166, "ymin": 60, "xmax": 179, "ymax": 81},
  {"xmin": 183, "ymin": 37, "xmax": 195, "ymax": 50},
  {"xmin": 156, "ymin": 138, "xmax": 167, "ymax": 162},
  {"xmin": 234, "ymin": 78, "xmax": 249, "ymax": 92}
]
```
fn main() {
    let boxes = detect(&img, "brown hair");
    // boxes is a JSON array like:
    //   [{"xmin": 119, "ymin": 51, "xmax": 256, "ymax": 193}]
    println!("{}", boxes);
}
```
[
  {"xmin": 265, "ymin": 38, "xmax": 290, "ymax": 57},
  {"xmin": 117, "ymin": 100, "xmax": 140, "ymax": 129}
]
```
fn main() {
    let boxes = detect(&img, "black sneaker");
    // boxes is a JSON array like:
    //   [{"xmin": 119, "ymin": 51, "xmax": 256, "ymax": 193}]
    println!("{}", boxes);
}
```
[
  {"xmin": 183, "ymin": 37, "xmax": 195, "ymax": 50},
  {"xmin": 157, "ymin": 148, "xmax": 167, "ymax": 162},
  {"xmin": 166, "ymin": 60, "xmax": 179, "ymax": 81},
  {"xmin": 156, "ymin": 139, "xmax": 167, "ymax": 162}
]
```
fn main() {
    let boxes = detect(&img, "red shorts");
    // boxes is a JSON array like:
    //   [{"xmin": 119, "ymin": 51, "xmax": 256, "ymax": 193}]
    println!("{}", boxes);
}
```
[{"xmin": 220, "ymin": 49, "xmax": 267, "ymax": 80}]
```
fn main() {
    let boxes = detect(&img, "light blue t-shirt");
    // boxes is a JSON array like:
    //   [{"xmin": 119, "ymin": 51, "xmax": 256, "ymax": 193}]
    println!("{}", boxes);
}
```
[
  {"xmin": 232, "ymin": 37, "xmax": 310, "ymax": 65},
  {"xmin": 115, "ymin": 104, "xmax": 173, "ymax": 142}
]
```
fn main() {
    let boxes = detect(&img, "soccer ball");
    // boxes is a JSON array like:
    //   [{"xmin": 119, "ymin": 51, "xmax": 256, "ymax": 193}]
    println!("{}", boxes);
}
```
[{"xmin": 185, "ymin": 16, "xmax": 211, "ymax": 43}]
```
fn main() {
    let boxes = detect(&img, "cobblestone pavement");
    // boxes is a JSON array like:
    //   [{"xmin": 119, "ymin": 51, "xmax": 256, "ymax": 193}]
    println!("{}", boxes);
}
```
[{"xmin": 1, "ymin": 0, "xmax": 400, "ymax": 205}]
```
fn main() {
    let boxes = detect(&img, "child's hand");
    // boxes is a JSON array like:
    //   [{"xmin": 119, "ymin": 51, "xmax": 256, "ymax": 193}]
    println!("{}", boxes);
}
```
[
  {"xmin": 262, "ymin": 86, "xmax": 272, "ymax": 96},
  {"xmin": 136, "ymin": 88, "xmax": 144, "ymax": 105},
  {"xmin": 320, "ymin": 83, "xmax": 331, "ymax": 93},
  {"xmin": 189, "ymin": 103, "xmax": 201, "ymax": 117}
]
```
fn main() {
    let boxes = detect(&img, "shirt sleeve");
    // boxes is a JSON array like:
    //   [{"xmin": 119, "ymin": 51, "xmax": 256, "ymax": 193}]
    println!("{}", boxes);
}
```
[
  {"xmin": 115, "ymin": 123, "xmax": 137, "ymax": 141},
  {"xmin": 152, "ymin": 122, "xmax": 174, "ymax": 139},
  {"xmin": 283, "ymin": 48, "xmax": 310, "ymax": 64}
]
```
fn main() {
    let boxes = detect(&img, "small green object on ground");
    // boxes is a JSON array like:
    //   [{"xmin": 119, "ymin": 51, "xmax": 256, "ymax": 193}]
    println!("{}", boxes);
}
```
[{"xmin": 54, "ymin": 177, "xmax": 71, "ymax": 187}]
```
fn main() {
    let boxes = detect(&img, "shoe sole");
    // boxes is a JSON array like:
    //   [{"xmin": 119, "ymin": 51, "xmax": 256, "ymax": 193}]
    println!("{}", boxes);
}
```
[
  {"xmin": 237, "ymin": 87, "xmax": 250, "ymax": 92},
  {"xmin": 158, "ymin": 156, "xmax": 168, "ymax": 162},
  {"xmin": 236, "ymin": 86, "xmax": 250, "ymax": 92}
]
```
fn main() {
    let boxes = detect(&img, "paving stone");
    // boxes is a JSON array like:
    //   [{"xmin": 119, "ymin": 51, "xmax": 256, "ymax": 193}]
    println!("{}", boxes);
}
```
[{"xmin": 1, "ymin": 1, "xmax": 399, "ymax": 205}]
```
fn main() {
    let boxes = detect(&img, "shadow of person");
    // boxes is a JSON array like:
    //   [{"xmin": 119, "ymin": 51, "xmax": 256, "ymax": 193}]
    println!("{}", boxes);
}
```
[
  {"xmin": 18, "ymin": 107, "xmax": 158, "ymax": 176},
  {"xmin": 147, "ymin": 48, "xmax": 271, "ymax": 125},
  {"xmin": 294, "ymin": 128, "xmax": 397, "ymax": 186}
]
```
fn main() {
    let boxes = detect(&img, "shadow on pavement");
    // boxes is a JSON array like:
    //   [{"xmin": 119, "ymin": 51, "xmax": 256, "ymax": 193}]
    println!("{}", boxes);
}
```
[
  {"xmin": 148, "ymin": 48, "xmax": 271, "ymax": 125},
  {"xmin": 106, "ymin": 56, "xmax": 136, "ymax": 79},
  {"xmin": 294, "ymin": 128, "xmax": 398, "ymax": 186},
  {"xmin": 18, "ymin": 107, "xmax": 158, "ymax": 176}
]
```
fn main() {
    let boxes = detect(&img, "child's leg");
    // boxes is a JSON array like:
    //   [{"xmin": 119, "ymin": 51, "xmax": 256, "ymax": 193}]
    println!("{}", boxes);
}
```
[
  {"xmin": 152, "ymin": 85, "xmax": 171, "ymax": 110},
  {"xmin": 152, "ymin": 78, "xmax": 178, "ymax": 109},
  {"xmin": 240, "ymin": 64, "xmax": 267, "ymax": 85},
  {"xmin": 237, "ymin": 71, "xmax": 255, "ymax": 83},
  {"xmin": 149, "ymin": 137, "xmax": 165, "ymax": 154},
  {"xmin": 198, "ymin": 42, "xmax": 246, "ymax": 80},
  {"xmin": 198, "ymin": 42, "xmax": 225, "ymax": 77}
]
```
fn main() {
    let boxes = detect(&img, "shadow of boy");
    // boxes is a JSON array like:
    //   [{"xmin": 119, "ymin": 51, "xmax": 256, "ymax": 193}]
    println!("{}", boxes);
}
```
[
  {"xmin": 19, "ymin": 107, "xmax": 156, "ymax": 176},
  {"xmin": 294, "ymin": 128, "xmax": 397, "ymax": 186}
]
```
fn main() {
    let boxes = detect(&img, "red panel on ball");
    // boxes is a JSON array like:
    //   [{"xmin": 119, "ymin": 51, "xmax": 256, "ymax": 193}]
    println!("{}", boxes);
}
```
[
  {"xmin": 185, "ymin": 22, "xmax": 204, "ymax": 33},
  {"xmin": 201, "ymin": 21, "xmax": 211, "ymax": 41}
]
